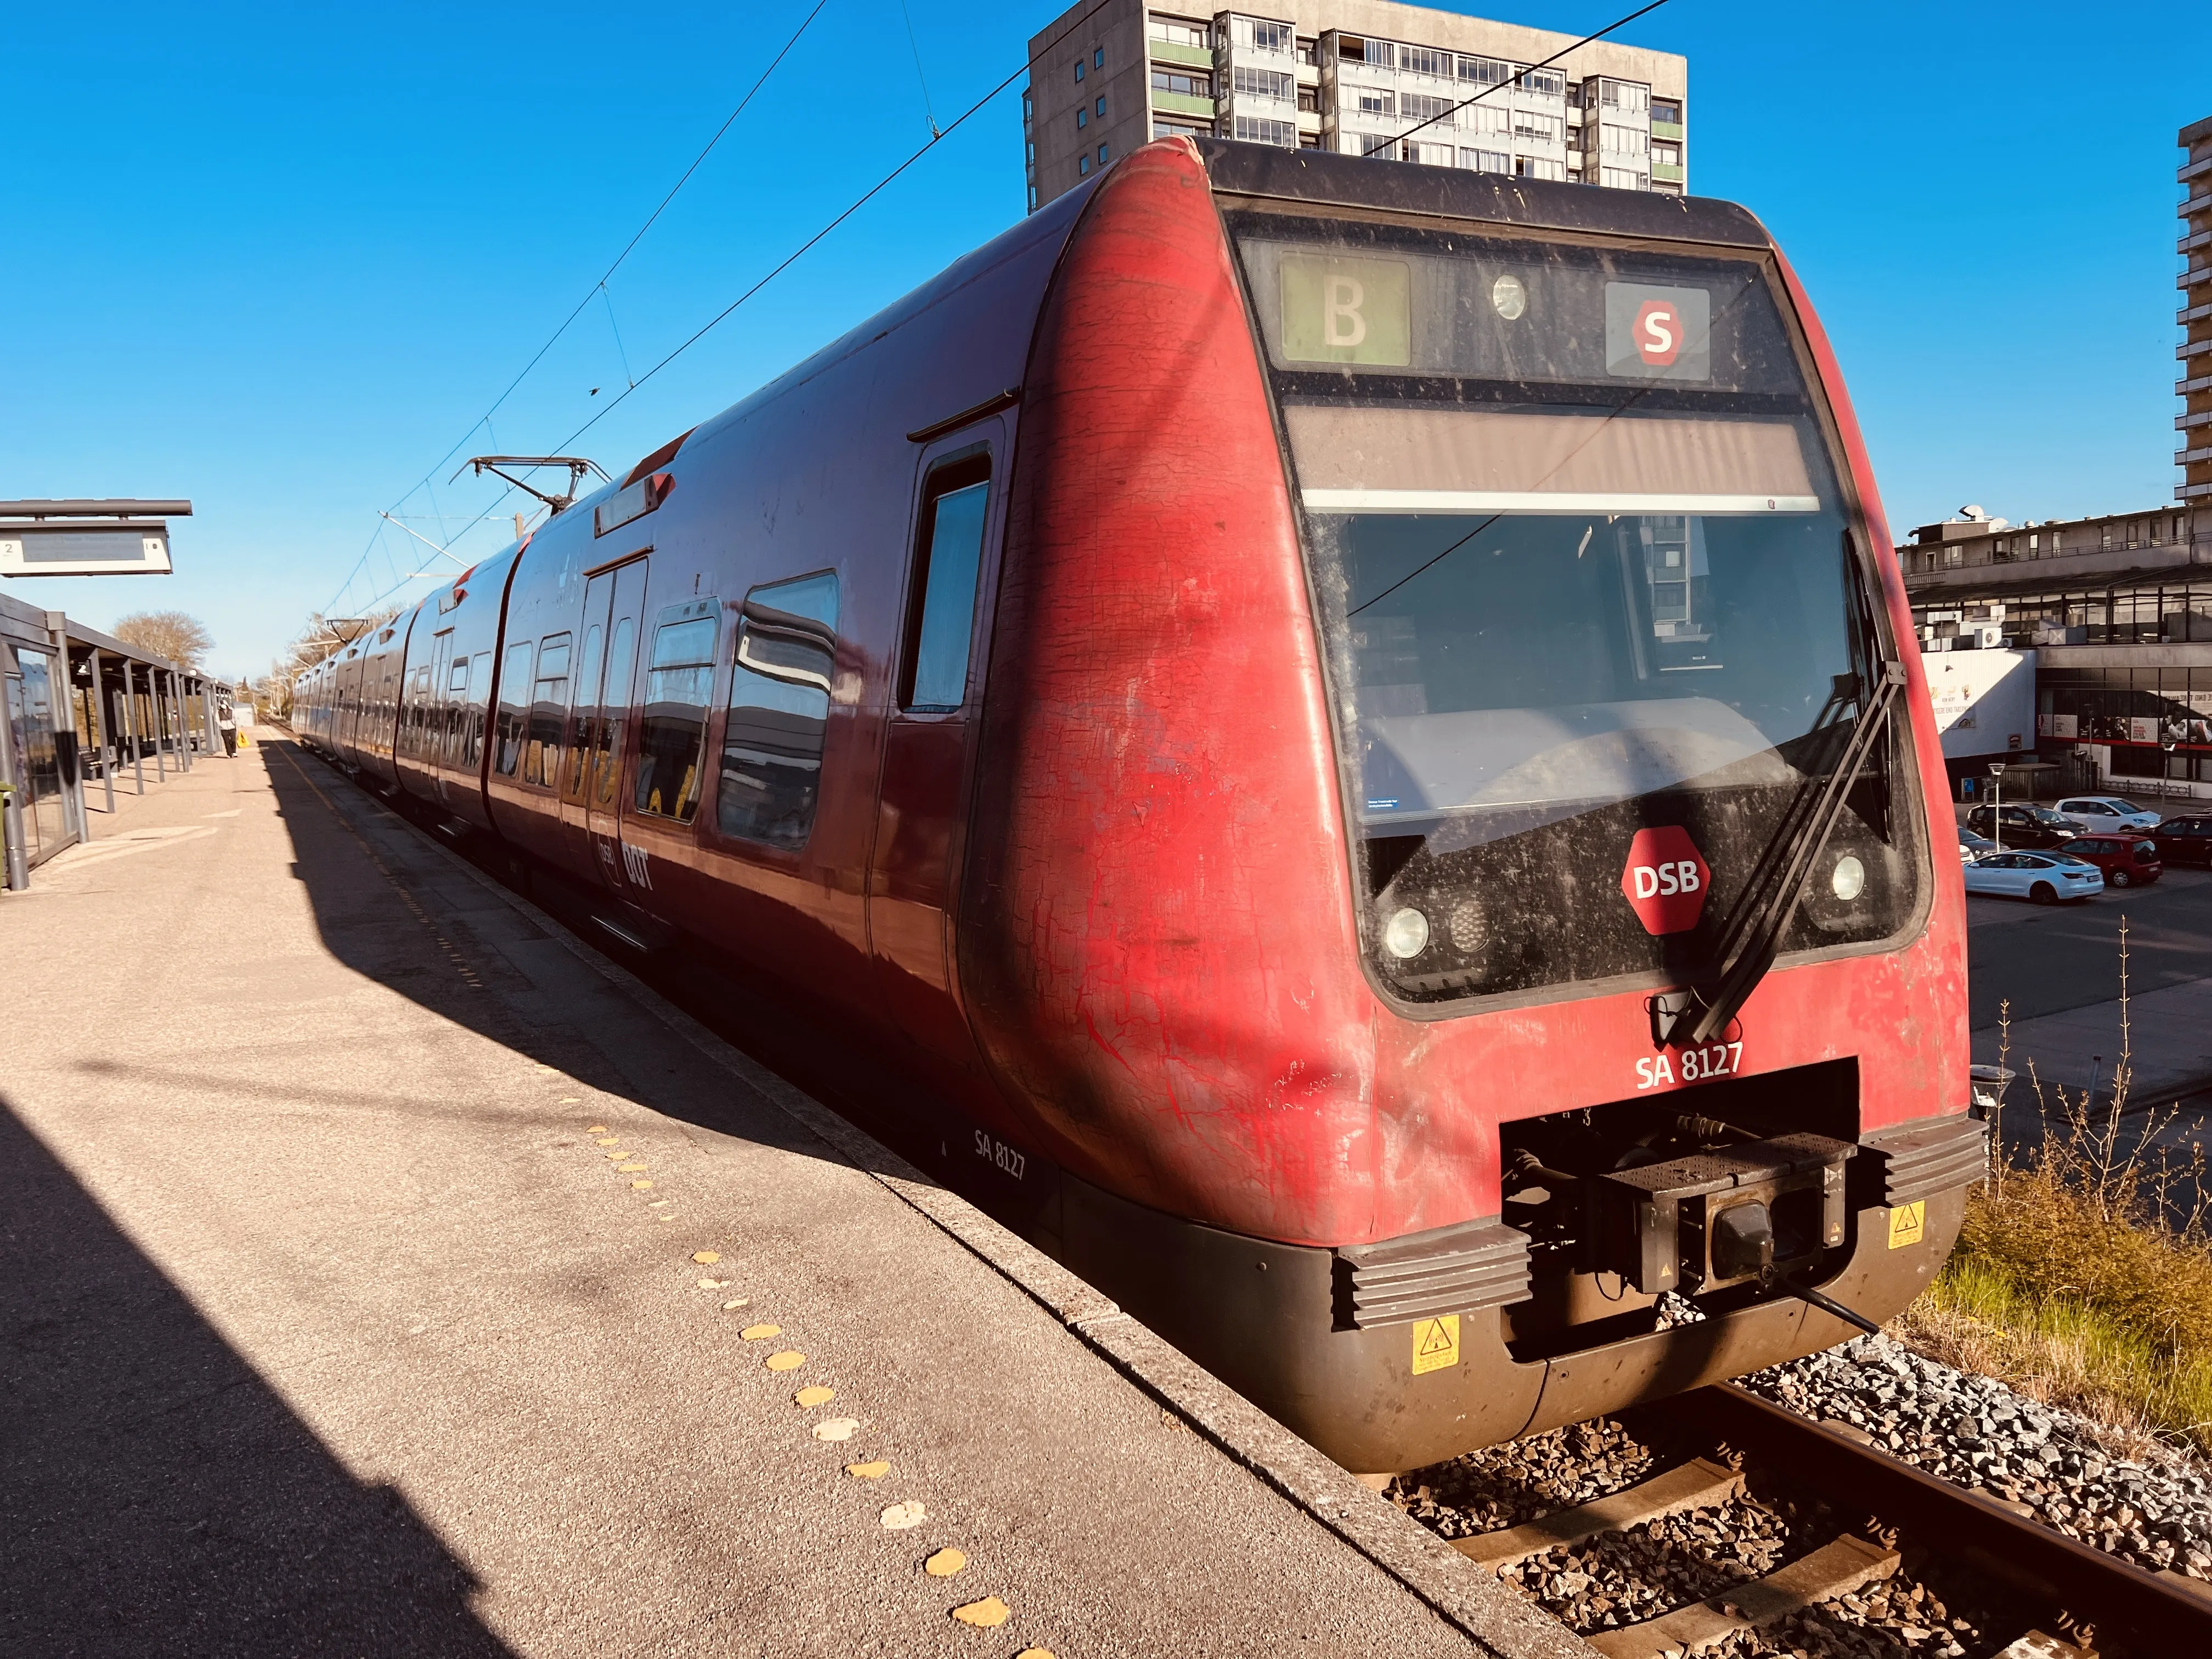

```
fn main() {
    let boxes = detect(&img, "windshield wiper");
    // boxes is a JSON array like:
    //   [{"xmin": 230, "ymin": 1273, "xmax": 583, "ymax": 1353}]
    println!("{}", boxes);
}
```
[{"xmin": 1656, "ymin": 657, "xmax": 1906, "ymax": 1049}]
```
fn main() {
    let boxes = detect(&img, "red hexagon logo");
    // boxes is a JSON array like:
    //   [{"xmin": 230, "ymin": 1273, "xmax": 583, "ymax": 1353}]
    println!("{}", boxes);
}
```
[{"xmin": 1621, "ymin": 826, "xmax": 1712, "ymax": 935}]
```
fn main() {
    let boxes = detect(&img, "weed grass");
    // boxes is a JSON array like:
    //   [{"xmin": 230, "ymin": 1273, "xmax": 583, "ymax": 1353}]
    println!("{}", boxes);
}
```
[{"xmin": 1897, "ymin": 921, "xmax": 2212, "ymax": 1457}]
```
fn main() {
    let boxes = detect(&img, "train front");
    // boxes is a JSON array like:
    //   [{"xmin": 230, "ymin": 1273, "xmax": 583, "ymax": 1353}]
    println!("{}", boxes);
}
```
[{"xmin": 964, "ymin": 138, "xmax": 1977, "ymax": 1475}]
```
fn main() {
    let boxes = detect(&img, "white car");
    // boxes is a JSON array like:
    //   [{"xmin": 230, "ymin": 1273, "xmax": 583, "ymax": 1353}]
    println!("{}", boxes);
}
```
[
  {"xmin": 2053, "ymin": 795, "xmax": 2160, "ymax": 833},
  {"xmin": 1962, "ymin": 850, "xmax": 2106, "ymax": 904}
]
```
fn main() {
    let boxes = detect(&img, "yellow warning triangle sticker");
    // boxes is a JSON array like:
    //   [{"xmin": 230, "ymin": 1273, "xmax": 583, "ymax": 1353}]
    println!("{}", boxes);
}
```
[{"xmin": 1411, "ymin": 1313, "xmax": 1460, "ymax": 1375}]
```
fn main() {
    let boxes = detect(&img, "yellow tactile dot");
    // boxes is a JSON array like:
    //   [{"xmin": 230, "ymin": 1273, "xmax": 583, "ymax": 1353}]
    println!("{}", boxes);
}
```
[
  {"xmin": 765, "ymin": 1351, "xmax": 804, "ymax": 1373},
  {"xmin": 950, "ymin": 1596, "xmax": 1009, "ymax": 1628},
  {"xmin": 692, "ymin": 1251, "xmax": 720, "ymax": 1266},
  {"xmin": 603, "ymin": 1150, "xmax": 628, "ymax": 1160},
  {"xmin": 616, "ymin": 1163, "xmax": 647, "ymax": 1172},
  {"xmin": 631, "ymin": 1180, "xmax": 654, "ymax": 1190},
  {"xmin": 697, "ymin": 1277, "xmax": 729, "ymax": 1289},
  {"xmin": 721, "ymin": 1297, "xmax": 749, "ymax": 1310},
  {"xmin": 741, "ymin": 1324, "xmax": 780, "ymax": 1341},
  {"xmin": 793, "ymin": 1385, "xmax": 834, "ymax": 1407},
  {"xmin": 844, "ymin": 1459, "xmax": 889, "ymax": 1478},
  {"xmin": 586, "ymin": 1125, "xmax": 607, "ymax": 1135},
  {"xmin": 924, "ymin": 1547, "xmax": 966, "ymax": 1578},
  {"xmin": 595, "ymin": 1137, "xmax": 620, "ymax": 1146},
  {"xmin": 1015, "ymin": 1650, "xmax": 1057, "ymax": 1658},
  {"xmin": 560, "ymin": 1097, "xmax": 582, "ymax": 1103}
]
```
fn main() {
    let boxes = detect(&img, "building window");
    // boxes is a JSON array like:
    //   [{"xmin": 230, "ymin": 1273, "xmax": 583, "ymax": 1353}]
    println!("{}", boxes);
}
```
[
  {"xmin": 1652, "ymin": 98, "xmax": 1681, "ymax": 123},
  {"xmin": 1093, "ymin": 47, "xmax": 1103, "ymax": 68},
  {"xmin": 1152, "ymin": 68, "xmax": 1212, "ymax": 98},
  {"xmin": 1079, "ymin": 153, "xmax": 1090, "ymax": 174},
  {"xmin": 1098, "ymin": 143, "xmax": 1108, "ymax": 163},
  {"xmin": 1463, "ymin": 102, "xmax": 1509, "ymax": 136},
  {"xmin": 1599, "ymin": 79, "xmax": 1650, "ymax": 114},
  {"xmin": 1458, "ymin": 54, "xmax": 1510, "ymax": 87},
  {"xmin": 1148, "ymin": 17, "xmax": 1209, "ymax": 49},
  {"xmin": 1514, "ymin": 111, "xmax": 1564, "ymax": 144},
  {"xmin": 1296, "ymin": 36, "xmax": 1317, "ymax": 65},
  {"xmin": 1233, "ymin": 65, "xmax": 1294, "ymax": 101},
  {"xmin": 1233, "ymin": 115, "xmax": 1297, "ymax": 148},
  {"xmin": 1519, "ymin": 156, "xmax": 1566, "ymax": 181},
  {"xmin": 1095, "ymin": 97, "xmax": 1105, "ymax": 117},
  {"xmin": 1233, "ymin": 17, "xmax": 1293, "ymax": 54},
  {"xmin": 1354, "ymin": 88, "xmax": 1394, "ymax": 118},
  {"xmin": 1400, "ymin": 92, "xmax": 1454, "ymax": 125},
  {"xmin": 1075, "ymin": 60, "xmax": 1084, "ymax": 82},
  {"xmin": 1359, "ymin": 131, "xmax": 1399, "ymax": 158},
  {"xmin": 1459, "ymin": 147, "xmax": 1509, "ymax": 174},
  {"xmin": 1076, "ymin": 107, "xmax": 1087, "ymax": 129},
  {"xmin": 1516, "ymin": 68, "xmax": 1565, "ymax": 97},
  {"xmin": 1399, "ymin": 45, "xmax": 1448, "ymax": 78},
  {"xmin": 1155, "ymin": 116, "xmax": 1212, "ymax": 142},
  {"xmin": 1652, "ymin": 140, "xmax": 1681, "ymax": 167},
  {"xmin": 1297, "ymin": 86, "xmax": 1317, "ymax": 112},
  {"xmin": 1600, "ymin": 122, "xmax": 1647, "ymax": 155}
]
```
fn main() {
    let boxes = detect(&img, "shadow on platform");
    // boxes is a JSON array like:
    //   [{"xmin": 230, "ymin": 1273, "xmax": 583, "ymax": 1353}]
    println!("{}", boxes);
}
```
[{"xmin": 0, "ymin": 1100, "xmax": 515, "ymax": 1657}]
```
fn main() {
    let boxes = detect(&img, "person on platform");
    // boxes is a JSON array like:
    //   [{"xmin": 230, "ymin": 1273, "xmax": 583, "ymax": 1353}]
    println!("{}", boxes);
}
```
[{"xmin": 218, "ymin": 702, "xmax": 238, "ymax": 757}]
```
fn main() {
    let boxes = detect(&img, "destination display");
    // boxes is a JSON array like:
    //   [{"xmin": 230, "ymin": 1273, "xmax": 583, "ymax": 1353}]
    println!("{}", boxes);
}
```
[{"xmin": 1235, "ymin": 223, "xmax": 1802, "ymax": 395}]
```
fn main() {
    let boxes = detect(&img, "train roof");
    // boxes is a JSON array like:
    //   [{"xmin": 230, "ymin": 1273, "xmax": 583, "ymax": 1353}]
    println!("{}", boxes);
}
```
[{"xmin": 1190, "ymin": 137, "xmax": 1771, "ymax": 252}]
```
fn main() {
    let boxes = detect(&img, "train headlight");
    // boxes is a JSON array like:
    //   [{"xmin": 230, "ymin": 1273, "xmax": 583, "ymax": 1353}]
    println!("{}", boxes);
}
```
[
  {"xmin": 1381, "ymin": 907, "xmax": 1430, "ymax": 960},
  {"xmin": 1831, "ymin": 854, "xmax": 1866, "ymax": 901}
]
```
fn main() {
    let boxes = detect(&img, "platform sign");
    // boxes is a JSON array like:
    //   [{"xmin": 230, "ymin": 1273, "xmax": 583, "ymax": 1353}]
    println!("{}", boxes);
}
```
[{"xmin": 0, "ymin": 524, "xmax": 173, "ymax": 577}]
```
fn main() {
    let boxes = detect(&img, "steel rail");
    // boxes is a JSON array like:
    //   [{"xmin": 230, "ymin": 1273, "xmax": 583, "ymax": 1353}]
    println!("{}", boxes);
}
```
[{"xmin": 1646, "ymin": 1381, "xmax": 2212, "ymax": 1652}]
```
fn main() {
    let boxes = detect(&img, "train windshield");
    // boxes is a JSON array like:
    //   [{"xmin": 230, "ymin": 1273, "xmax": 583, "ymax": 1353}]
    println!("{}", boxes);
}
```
[{"xmin": 1228, "ymin": 212, "xmax": 1924, "ymax": 1004}]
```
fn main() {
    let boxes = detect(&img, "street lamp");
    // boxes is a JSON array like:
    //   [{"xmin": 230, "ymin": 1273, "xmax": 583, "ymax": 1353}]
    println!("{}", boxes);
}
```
[{"xmin": 1988, "ymin": 762, "xmax": 2007, "ymax": 851}]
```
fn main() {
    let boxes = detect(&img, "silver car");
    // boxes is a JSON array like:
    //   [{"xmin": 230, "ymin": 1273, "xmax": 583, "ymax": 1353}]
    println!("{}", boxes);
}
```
[
  {"xmin": 1962, "ymin": 850, "xmax": 2106, "ymax": 904},
  {"xmin": 2054, "ymin": 795, "xmax": 2161, "ymax": 833}
]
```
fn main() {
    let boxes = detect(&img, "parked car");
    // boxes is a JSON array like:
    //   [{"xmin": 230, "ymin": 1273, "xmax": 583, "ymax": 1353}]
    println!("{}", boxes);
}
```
[
  {"xmin": 2060, "ymin": 836, "xmax": 2163, "ymax": 887},
  {"xmin": 1961, "ymin": 850, "xmax": 2106, "ymax": 904},
  {"xmin": 1957, "ymin": 824, "xmax": 1996, "ymax": 862},
  {"xmin": 1963, "ymin": 804, "xmax": 2081, "ymax": 849},
  {"xmin": 2053, "ymin": 795, "xmax": 2162, "ymax": 833},
  {"xmin": 2150, "ymin": 815, "xmax": 2212, "ymax": 867}
]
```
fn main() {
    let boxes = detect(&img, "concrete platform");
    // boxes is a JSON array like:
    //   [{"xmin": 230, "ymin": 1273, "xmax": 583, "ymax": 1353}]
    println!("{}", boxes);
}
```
[{"xmin": 0, "ymin": 740, "xmax": 1585, "ymax": 1658}]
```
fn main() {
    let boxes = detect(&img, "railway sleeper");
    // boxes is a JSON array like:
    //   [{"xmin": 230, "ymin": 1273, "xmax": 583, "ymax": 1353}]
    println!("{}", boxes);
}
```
[
  {"xmin": 1454, "ymin": 1457, "xmax": 1744, "ymax": 1572},
  {"xmin": 1580, "ymin": 1533, "xmax": 1899, "ymax": 1659}
]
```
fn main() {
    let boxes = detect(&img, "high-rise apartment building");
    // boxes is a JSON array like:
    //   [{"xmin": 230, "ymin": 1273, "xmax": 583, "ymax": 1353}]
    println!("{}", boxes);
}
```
[
  {"xmin": 2181, "ymin": 114, "xmax": 2212, "ymax": 506},
  {"xmin": 1023, "ymin": 0, "xmax": 1686, "ymax": 212}
]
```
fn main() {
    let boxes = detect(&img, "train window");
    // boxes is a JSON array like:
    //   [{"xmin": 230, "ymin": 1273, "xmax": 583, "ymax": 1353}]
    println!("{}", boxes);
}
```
[
  {"xmin": 718, "ymin": 573, "xmax": 839, "ymax": 848},
  {"xmin": 564, "ymin": 623, "xmax": 605, "ymax": 800},
  {"xmin": 523, "ymin": 632, "xmax": 571, "ymax": 788},
  {"xmin": 635, "ymin": 600, "xmax": 719, "ymax": 823},
  {"xmin": 1224, "ymin": 211, "xmax": 1925, "ymax": 1004},
  {"xmin": 901, "ymin": 456, "xmax": 992, "ymax": 711},
  {"xmin": 592, "ymin": 616, "xmax": 637, "ymax": 806},
  {"xmin": 464, "ymin": 650, "xmax": 493, "ymax": 769},
  {"xmin": 494, "ymin": 640, "xmax": 533, "ymax": 776}
]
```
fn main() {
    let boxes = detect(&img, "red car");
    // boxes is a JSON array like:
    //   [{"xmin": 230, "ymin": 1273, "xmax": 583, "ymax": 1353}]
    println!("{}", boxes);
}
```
[{"xmin": 2062, "ymin": 836, "xmax": 2163, "ymax": 887}]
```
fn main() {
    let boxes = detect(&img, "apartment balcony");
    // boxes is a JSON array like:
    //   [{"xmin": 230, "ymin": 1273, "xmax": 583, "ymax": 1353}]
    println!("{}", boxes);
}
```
[
  {"xmin": 2186, "ymin": 481, "xmax": 2212, "ymax": 501},
  {"xmin": 1150, "ymin": 88, "xmax": 1214, "ymax": 118},
  {"xmin": 2185, "ymin": 154, "xmax": 2212, "ymax": 184},
  {"xmin": 1904, "ymin": 540, "xmax": 2212, "ymax": 599},
  {"xmin": 2187, "ymin": 301, "xmax": 2212, "ymax": 326},
  {"xmin": 2186, "ymin": 190, "xmax": 2212, "ymax": 217},
  {"xmin": 2183, "ymin": 227, "xmax": 2212, "ymax": 255},
  {"xmin": 1652, "ymin": 162, "xmax": 1685, "ymax": 184},
  {"xmin": 2182, "ymin": 374, "xmax": 2212, "ymax": 396},
  {"xmin": 1149, "ymin": 38, "xmax": 1211, "ymax": 68},
  {"xmin": 2183, "ymin": 338, "xmax": 2212, "ymax": 359},
  {"xmin": 2181, "ymin": 445, "xmax": 2212, "ymax": 466},
  {"xmin": 2183, "ymin": 265, "xmax": 2212, "ymax": 290},
  {"xmin": 2182, "ymin": 409, "xmax": 2212, "ymax": 430},
  {"xmin": 1651, "ymin": 120, "xmax": 1685, "ymax": 141}
]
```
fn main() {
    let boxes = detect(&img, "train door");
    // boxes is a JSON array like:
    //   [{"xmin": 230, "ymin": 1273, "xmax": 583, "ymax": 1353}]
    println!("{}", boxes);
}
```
[
  {"xmin": 564, "ymin": 555, "xmax": 649, "ymax": 895},
  {"xmin": 867, "ymin": 429, "xmax": 1007, "ymax": 1066}
]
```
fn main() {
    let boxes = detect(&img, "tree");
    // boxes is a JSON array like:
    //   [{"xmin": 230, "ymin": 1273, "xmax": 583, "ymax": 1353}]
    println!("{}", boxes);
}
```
[{"xmin": 111, "ymin": 610, "xmax": 214, "ymax": 668}]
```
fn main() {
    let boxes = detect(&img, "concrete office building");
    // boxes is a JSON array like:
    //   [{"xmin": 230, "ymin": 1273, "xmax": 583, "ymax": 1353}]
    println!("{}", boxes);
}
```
[
  {"xmin": 1023, "ymin": 0, "xmax": 1686, "ymax": 212},
  {"xmin": 1898, "ymin": 118, "xmax": 2212, "ymax": 800}
]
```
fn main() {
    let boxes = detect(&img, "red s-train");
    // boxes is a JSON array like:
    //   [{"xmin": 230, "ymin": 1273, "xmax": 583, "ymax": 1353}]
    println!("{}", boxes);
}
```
[{"xmin": 298, "ymin": 138, "xmax": 1980, "ymax": 1474}]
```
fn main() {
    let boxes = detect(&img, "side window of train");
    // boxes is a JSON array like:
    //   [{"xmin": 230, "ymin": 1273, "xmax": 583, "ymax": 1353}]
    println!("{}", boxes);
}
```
[
  {"xmin": 900, "ymin": 454, "xmax": 992, "ymax": 712},
  {"xmin": 466, "ymin": 651, "xmax": 493, "ymax": 768},
  {"xmin": 523, "ymin": 632, "xmax": 572, "ymax": 788},
  {"xmin": 718, "ymin": 572, "xmax": 839, "ymax": 848},
  {"xmin": 494, "ymin": 640, "xmax": 533, "ymax": 776},
  {"xmin": 445, "ymin": 656, "xmax": 471, "ymax": 764},
  {"xmin": 635, "ymin": 599, "xmax": 719, "ymax": 823}
]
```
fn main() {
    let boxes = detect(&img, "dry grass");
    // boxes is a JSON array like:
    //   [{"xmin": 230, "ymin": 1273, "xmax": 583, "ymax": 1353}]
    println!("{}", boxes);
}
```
[{"xmin": 1892, "ymin": 922, "xmax": 2212, "ymax": 1458}]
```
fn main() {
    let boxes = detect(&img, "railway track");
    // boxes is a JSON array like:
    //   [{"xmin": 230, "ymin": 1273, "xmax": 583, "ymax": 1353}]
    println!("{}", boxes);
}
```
[{"xmin": 1421, "ymin": 1384, "xmax": 2212, "ymax": 1658}]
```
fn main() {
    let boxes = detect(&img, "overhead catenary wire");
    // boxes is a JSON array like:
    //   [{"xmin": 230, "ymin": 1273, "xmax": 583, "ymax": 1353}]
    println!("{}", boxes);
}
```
[
  {"xmin": 323, "ymin": 0, "xmax": 832, "ymax": 615},
  {"xmin": 543, "ymin": 0, "xmax": 1120, "ymax": 459}
]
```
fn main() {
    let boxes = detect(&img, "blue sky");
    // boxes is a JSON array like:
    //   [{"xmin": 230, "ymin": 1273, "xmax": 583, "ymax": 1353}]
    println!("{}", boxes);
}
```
[{"xmin": 5, "ymin": 1, "xmax": 2207, "ymax": 681}]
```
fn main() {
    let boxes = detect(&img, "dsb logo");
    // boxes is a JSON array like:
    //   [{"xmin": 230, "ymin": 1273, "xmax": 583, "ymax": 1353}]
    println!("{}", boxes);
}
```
[
  {"xmin": 1630, "ymin": 859, "xmax": 1700, "ymax": 899},
  {"xmin": 1621, "ymin": 826, "xmax": 1711, "ymax": 935}
]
